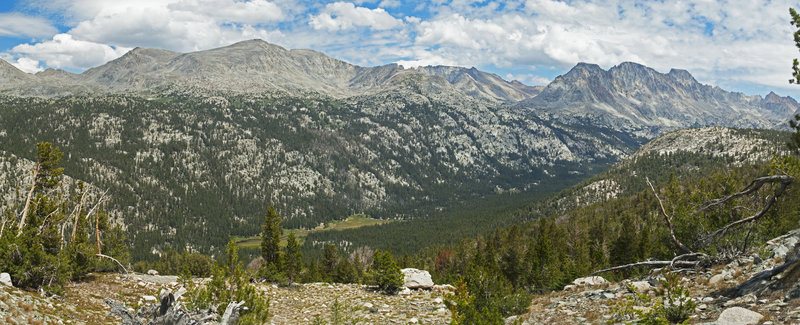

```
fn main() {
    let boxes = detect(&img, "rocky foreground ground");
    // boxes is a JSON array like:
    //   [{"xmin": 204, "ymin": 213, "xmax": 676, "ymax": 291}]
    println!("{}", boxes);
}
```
[
  {"xmin": 515, "ymin": 228, "xmax": 800, "ymax": 324},
  {"xmin": 2, "ymin": 229, "xmax": 800, "ymax": 324},
  {"xmin": 0, "ymin": 270, "xmax": 452, "ymax": 324}
]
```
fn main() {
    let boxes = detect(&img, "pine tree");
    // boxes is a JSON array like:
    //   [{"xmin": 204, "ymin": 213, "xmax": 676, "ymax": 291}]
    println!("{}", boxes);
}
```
[
  {"xmin": 283, "ymin": 232, "xmax": 302, "ymax": 285},
  {"xmin": 260, "ymin": 205, "xmax": 282, "ymax": 269},
  {"xmin": 322, "ymin": 243, "xmax": 339, "ymax": 282},
  {"xmin": 371, "ymin": 250, "xmax": 403, "ymax": 295}
]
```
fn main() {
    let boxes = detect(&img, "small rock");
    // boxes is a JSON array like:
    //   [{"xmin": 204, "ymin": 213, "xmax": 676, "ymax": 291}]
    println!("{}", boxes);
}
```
[
  {"xmin": 147, "ymin": 269, "xmax": 159, "ymax": 276},
  {"xmin": 702, "ymin": 297, "xmax": 714, "ymax": 303},
  {"xmin": 434, "ymin": 297, "xmax": 443, "ymax": 304},
  {"xmin": 629, "ymin": 281, "xmax": 651, "ymax": 292},
  {"xmin": 142, "ymin": 295, "xmax": 158, "ymax": 303},
  {"xmin": 363, "ymin": 302, "xmax": 373, "ymax": 309},
  {"xmin": 697, "ymin": 304, "xmax": 708, "ymax": 311},
  {"xmin": 174, "ymin": 287, "xmax": 187, "ymax": 300},
  {"xmin": 409, "ymin": 317, "xmax": 418, "ymax": 323},
  {"xmin": 709, "ymin": 274, "xmax": 725, "ymax": 286},
  {"xmin": 433, "ymin": 284, "xmax": 455, "ymax": 292},
  {"xmin": 716, "ymin": 307, "xmax": 763, "ymax": 325},
  {"xmin": 572, "ymin": 276, "xmax": 607, "ymax": 287},
  {"xmin": 400, "ymin": 288, "xmax": 412, "ymax": 295},
  {"xmin": 0, "ymin": 273, "xmax": 12, "ymax": 287}
]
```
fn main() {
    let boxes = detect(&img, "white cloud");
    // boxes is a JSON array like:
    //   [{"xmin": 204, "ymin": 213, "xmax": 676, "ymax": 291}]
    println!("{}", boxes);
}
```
[
  {"xmin": 168, "ymin": 0, "xmax": 284, "ymax": 25},
  {"xmin": 310, "ymin": 2, "xmax": 403, "ymax": 31},
  {"xmin": 9, "ymin": 57, "xmax": 44, "ymax": 73},
  {"xmin": 505, "ymin": 73, "xmax": 550, "ymax": 86},
  {"xmin": 11, "ymin": 33, "xmax": 131, "ymax": 70},
  {"xmin": 23, "ymin": 0, "xmax": 287, "ymax": 53},
  {"xmin": 0, "ymin": 13, "xmax": 57, "ymax": 38}
]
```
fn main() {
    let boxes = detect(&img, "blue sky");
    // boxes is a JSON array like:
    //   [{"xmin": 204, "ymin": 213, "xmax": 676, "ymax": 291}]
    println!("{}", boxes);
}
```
[{"xmin": 2, "ymin": 0, "xmax": 800, "ymax": 98}]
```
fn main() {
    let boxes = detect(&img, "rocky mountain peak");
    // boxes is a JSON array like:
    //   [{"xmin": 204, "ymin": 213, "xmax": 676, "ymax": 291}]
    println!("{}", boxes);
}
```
[
  {"xmin": 0, "ymin": 58, "xmax": 33, "ymax": 85},
  {"xmin": 562, "ymin": 62, "xmax": 605, "ymax": 79},
  {"xmin": 668, "ymin": 68, "xmax": 696, "ymax": 83}
]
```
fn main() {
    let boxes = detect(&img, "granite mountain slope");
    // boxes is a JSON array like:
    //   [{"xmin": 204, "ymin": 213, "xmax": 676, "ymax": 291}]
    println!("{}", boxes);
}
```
[
  {"xmin": 518, "ymin": 62, "xmax": 798, "ymax": 136},
  {"xmin": 0, "ymin": 40, "xmax": 798, "ymax": 258}
]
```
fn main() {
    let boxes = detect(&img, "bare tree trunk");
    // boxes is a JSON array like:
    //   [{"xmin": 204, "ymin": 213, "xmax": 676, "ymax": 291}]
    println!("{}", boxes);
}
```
[
  {"xmin": 69, "ymin": 190, "xmax": 88, "ymax": 241},
  {"xmin": 647, "ymin": 177, "xmax": 692, "ymax": 254},
  {"xmin": 16, "ymin": 162, "xmax": 40, "ymax": 237}
]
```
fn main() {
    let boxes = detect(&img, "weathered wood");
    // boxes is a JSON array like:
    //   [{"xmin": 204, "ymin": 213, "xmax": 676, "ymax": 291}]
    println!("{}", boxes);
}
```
[
  {"xmin": 592, "ymin": 253, "xmax": 709, "ymax": 275},
  {"xmin": 696, "ymin": 175, "xmax": 793, "ymax": 246},
  {"xmin": 647, "ymin": 177, "xmax": 692, "ymax": 254},
  {"xmin": 16, "ymin": 162, "xmax": 40, "ymax": 237},
  {"xmin": 96, "ymin": 253, "xmax": 129, "ymax": 274}
]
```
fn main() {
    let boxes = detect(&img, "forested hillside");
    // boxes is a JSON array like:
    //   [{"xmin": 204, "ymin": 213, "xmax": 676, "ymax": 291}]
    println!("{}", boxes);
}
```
[
  {"xmin": 0, "ymin": 93, "xmax": 635, "ymax": 260},
  {"xmin": 305, "ymin": 127, "xmax": 791, "ymax": 257}
]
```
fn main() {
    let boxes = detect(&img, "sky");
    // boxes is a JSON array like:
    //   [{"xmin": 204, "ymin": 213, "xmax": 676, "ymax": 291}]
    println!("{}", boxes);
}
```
[{"xmin": 2, "ymin": 0, "xmax": 800, "ymax": 98}]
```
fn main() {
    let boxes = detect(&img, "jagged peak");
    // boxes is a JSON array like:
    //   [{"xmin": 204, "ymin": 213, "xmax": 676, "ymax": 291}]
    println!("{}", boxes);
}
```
[
  {"xmin": 560, "ymin": 62, "xmax": 604, "ymax": 79},
  {"xmin": 667, "ymin": 68, "xmax": 697, "ymax": 83}
]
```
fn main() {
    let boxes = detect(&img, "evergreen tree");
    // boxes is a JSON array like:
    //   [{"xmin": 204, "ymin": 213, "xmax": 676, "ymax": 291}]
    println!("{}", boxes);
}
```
[
  {"xmin": 260, "ymin": 205, "xmax": 282, "ymax": 269},
  {"xmin": 283, "ymin": 232, "xmax": 302, "ymax": 285},
  {"xmin": 371, "ymin": 250, "xmax": 403, "ymax": 295},
  {"xmin": 322, "ymin": 243, "xmax": 339, "ymax": 282}
]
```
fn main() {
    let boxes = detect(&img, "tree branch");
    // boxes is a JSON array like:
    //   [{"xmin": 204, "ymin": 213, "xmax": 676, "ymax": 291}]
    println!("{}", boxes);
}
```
[
  {"xmin": 647, "ymin": 177, "xmax": 692, "ymax": 254},
  {"xmin": 692, "ymin": 175, "xmax": 794, "ymax": 214},
  {"xmin": 16, "ymin": 162, "xmax": 40, "ymax": 237},
  {"xmin": 696, "ymin": 176, "xmax": 793, "ymax": 246},
  {"xmin": 96, "ymin": 253, "xmax": 129, "ymax": 274},
  {"xmin": 591, "ymin": 253, "xmax": 709, "ymax": 275}
]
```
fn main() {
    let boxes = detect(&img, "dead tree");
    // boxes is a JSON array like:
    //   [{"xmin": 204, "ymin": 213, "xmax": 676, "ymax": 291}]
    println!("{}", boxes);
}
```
[
  {"xmin": 593, "ymin": 174, "xmax": 794, "ymax": 275},
  {"xmin": 16, "ymin": 162, "xmax": 40, "ymax": 237}
]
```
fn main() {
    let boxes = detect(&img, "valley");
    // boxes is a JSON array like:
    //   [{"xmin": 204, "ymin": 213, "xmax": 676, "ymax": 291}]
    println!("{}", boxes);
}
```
[{"xmin": 1, "ymin": 38, "xmax": 800, "ymax": 324}]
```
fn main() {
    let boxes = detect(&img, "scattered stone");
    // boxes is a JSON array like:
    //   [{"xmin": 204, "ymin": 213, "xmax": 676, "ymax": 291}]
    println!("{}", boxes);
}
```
[
  {"xmin": 709, "ymin": 273, "xmax": 725, "ymax": 286},
  {"xmin": 146, "ymin": 269, "xmax": 159, "ymax": 276},
  {"xmin": 142, "ymin": 295, "xmax": 157, "ymax": 303},
  {"xmin": 717, "ymin": 307, "xmax": 763, "ymax": 325},
  {"xmin": 0, "ymin": 272, "xmax": 12, "ymax": 287},
  {"xmin": 401, "ymin": 268, "xmax": 434, "ymax": 289}
]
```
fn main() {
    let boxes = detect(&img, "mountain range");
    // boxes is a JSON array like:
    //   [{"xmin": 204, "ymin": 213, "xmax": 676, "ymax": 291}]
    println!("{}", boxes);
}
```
[{"xmin": 0, "ymin": 39, "xmax": 797, "ymax": 258}]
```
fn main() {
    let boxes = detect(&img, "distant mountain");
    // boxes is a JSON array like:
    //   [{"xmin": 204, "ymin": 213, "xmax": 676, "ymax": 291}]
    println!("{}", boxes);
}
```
[
  {"xmin": 0, "ymin": 40, "xmax": 797, "ymax": 259},
  {"xmin": 517, "ymin": 62, "xmax": 798, "ymax": 135},
  {"xmin": 0, "ymin": 40, "xmax": 539, "ymax": 103}
]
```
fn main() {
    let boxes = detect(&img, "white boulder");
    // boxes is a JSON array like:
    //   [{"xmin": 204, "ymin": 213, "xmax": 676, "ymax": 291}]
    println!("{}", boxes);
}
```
[
  {"xmin": 401, "ymin": 268, "xmax": 434, "ymax": 289},
  {"xmin": 717, "ymin": 307, "xmax": 763, "ymax": 325},
  {"xmin": 571, "ymin": 276, "xmax": 607, "ymax": 287},
  {"xmin": 147, "ymin": 269, "xmax": 159, "ymax": 276},
  {"xmin": 0, "ymin": 273, "xmax": 12, "ymax": 287}
]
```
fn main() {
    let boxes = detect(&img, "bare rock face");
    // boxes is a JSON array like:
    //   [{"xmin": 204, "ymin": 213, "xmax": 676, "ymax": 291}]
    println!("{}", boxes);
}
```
[
  {"xmin": 401, "ymin": 268, "xmax": 434, "ymax": 289},
  {"xmin": 716, "ymin": 307, "xmax": 763, "ymax": 325}
]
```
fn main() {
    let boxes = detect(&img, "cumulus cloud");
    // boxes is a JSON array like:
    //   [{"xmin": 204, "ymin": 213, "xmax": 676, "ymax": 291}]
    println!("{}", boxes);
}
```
[
  {"xmin": 168, "ymin": 0, "xmax": 284, "ymax": 24},
  {"xmin": 11, "ymin": 33, "xmax": 131, "ymax": 70},
  {"xmin": 0, "ymin": 13, "xmax": 57, "ymax": 37},
  {"xmin": 9, "ymin": 57, "xmax": 45, "ymax": 73},
  {"xmin": 310, "ymin": 2, "xmax": 403, "ymax": 31},
  {"xmin": 505, "ymin": 73, "xmax": 550, "ymax": 86}
]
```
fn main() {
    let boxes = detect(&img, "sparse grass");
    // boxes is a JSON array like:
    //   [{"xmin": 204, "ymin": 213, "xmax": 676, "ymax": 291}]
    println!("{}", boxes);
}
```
[{"xmin": 236, "ymin": 214, "xmax": 393, "ymax": 249}]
